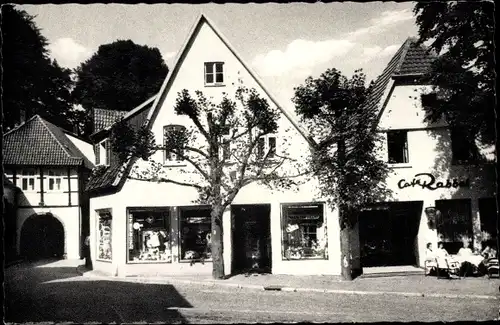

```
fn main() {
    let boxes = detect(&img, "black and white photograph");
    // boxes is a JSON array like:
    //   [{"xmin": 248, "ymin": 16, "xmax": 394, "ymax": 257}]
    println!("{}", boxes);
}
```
[{"xmin": 2, "ymin": 1, "xmax": 498, "ymax": 323}]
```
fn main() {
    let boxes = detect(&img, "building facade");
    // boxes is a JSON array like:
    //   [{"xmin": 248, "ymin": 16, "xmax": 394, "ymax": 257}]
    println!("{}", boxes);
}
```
[
  {"xmin": 87, "ymin": 15, "xmax": 342, "ymax": 277},
  {"xmin": 3, "ymin": 115, "xmax": 95, "ymax": 260},
  {"xmin": 354, "ymin": 38, "xmax": 497, "ymax": 270}
]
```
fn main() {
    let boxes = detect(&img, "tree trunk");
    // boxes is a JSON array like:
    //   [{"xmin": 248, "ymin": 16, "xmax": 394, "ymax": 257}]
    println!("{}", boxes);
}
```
[
  {"xmin": 340, "ymin": 212, "xmax": 353, "ymax": 281},
  {"xmin": 211, "ymin": 203, "xmax": 225, "ymax": 279}
]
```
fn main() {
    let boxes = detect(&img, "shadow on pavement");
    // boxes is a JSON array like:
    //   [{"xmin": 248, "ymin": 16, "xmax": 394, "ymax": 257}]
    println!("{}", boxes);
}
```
[{"xmin": 5, "ymin": 262, "xmax": 193, "ymax": 323}]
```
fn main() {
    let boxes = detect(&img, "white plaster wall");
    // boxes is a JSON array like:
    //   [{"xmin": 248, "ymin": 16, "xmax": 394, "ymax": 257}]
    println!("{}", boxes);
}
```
[
  {"xmin": 376, "ymin": 84, "xmax": 496, "ymax": 267},
  {"xmin": 17, "ymin": 206, "xmax": 81, "ymax": 259},
  {"xmin": 66, "ymin": 134, "xmax": 95, "ymax": 164},
  {"xmin": 88, "ymin": 20, "xmax": 341, "ymax": 276}
]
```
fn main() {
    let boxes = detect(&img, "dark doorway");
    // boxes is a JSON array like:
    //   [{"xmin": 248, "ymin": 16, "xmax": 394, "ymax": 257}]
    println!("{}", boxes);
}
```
[
  {"xmin": 231, "ymin": 204, "xmax": 272, "ymax": 274},
  {"xmin": 21, "ymin": 214, "xmax": 65, "ymax": 260},
  {"xmin": 359, "ymin": 201, "xmax": 423, "ymax": 267}
]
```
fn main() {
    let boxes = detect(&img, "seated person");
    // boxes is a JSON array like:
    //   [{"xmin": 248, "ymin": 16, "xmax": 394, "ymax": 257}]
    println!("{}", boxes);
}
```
[
  {"xmin": 457, "ymin": 242, "xmax": 474, "ymax": 256},
  {"xmin": 424, "ymin": 243, "xmax": 437, "ymax": 274}
]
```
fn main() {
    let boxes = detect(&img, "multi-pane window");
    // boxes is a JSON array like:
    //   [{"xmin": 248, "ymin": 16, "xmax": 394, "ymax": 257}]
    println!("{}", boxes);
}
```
[
  {"xmin": 180, "ymin": 207, "xmax": 212, "ymax": 261},
  {"xmin": 164, "ymin": 125, "xmax": 187, "ymax": 163},
  {"xmin": 104, "ymin": 140, "xmax": 112, "ymax": 166},
  {"xmin": 97, "ymin": 211, "xmax": 112, "ymax": 261},
  {"xmin": 451, "ymin": 128, "xmax": 477, "ymax": 163},
  {"xmin": 20, "ymin": 169, "xmax": 37, "ymax": 191},
  {"xmin": 127, "ymin": 209, "xmax": 171, "ymax": 263},
  {"xmin": 282, "ymin": 203, "xmax": 327, "ymax": 260},
  {"xmin": 387, "ymin": 130, "xmax": 409, "ymax": 164},
  {"xmin": 257, "ymin": 135, "xmax": 277, "ymax": 159},
  {"xmin": 94, "ymin": 144, "xmax": 101, "ymax": 165},
  {"xmin": 46, "ymin": 170, "xmax": 63, "ymax": 191},
  {"xmin": 204, "ymin": 62, "xmax": 224, "ymax": 85}
]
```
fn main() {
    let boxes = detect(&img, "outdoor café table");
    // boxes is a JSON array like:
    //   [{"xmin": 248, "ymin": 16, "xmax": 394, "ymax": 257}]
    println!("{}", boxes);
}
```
[{"xmin": 452, "ymin": 254, "xmax": 484, "ymax": 267}]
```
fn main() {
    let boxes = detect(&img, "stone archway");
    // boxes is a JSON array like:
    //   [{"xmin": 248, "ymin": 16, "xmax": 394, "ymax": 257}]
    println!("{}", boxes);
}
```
[{"xmin": 20, "ymin": 213, "xmax": 65, "ymax": 260}]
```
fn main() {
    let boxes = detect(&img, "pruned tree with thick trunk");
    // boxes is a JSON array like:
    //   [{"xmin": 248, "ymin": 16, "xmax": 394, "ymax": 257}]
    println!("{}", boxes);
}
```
[
  {"xmin": 111, "ymin": 85, "xmax": 309, "ymax": 279},
  {"xmin": 293, "ymin": 69, "xmax": 391, "ymax": 280}
]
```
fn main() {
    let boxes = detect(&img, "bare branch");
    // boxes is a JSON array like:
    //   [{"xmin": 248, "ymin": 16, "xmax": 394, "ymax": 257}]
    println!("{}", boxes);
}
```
[{"xmin": 127, "ymin": 175, "xmax": 203, "ymax": 190}]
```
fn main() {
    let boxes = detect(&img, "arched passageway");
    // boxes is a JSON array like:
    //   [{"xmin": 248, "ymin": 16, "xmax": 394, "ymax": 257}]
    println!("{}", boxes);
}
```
[{"xmin": 21, "ymin": 214, "xmax": 65, "ymax": 260}]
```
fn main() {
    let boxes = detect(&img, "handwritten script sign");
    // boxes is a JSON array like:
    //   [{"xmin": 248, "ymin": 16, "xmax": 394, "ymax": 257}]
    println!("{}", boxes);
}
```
[{"xmin": 398, "ymin": 173, "xmax": 469, "ymax": 190}]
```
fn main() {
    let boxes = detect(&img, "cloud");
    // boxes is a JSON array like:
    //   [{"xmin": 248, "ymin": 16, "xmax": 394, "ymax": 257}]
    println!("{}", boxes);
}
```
[
  {"xmin": 348, "ymin": 9, "xmax": 414, "ymax": 39},
  {"xmin": 252, "ymin": 38, "xmax": 356, "ymax": 77},
  {"xmin": 48, "ymin": 37, "xmax": 93, "ymax": 69},
  {"xmin": 360, "ymin": 44, "xmax": 400, "ymax": 62},
  {"xmin": 162, "ymin": 51, "xmax": 177, "ymax": 60}
]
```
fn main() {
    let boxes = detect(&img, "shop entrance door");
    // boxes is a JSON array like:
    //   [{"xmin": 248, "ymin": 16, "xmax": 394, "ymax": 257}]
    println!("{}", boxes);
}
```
[
  {"xmin": 231, "ymin": 204, "xmax": 272, "ymax": 274},
  {"xmin": 359, "ymin": 201, "xmax": 422, "ymax": 267}
]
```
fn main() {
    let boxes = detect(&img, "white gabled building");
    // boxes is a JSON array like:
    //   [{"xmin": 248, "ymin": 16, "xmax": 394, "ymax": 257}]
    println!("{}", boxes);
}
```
[
  {"xmin": 353, "ymin": 38, "xmax": 497, "ymax": 271},
  {"xmin": 87, "ymin": 14, "xmax": 342, "ymax": 277}
]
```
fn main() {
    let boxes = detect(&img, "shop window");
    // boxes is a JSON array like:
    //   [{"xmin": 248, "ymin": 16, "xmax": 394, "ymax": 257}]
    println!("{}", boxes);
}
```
[
  {"xmin": 20, "ymin": 169, "xmax": 37, "ymax": 191},
  {"xmin": 387, "ymin": 130, "xmax": 409, "ymax": 164},
  {"xmin": 97, "ymin": 211, "xmax": 112, "ymax": 261},
  {"xmin": 164, "ymin": 125, "xmax": 187, "ymax": 163},
  {"xmin": 479, "ymin": 198, "xmax": 497, "ymax": 249},
  {"xmin": 451, "ymin": 128, "xmax": 478, "ymax": 163},
  {"xmin": 127, "ymin": 209, "xmax": 171, "ymax": 263},
  {"xmin": 180, "ymin": 207, "xmax": 212, "ymax": 261},
  {"xmin": 204, "ymin": 62, "xmax": 224, "ymax": 85},
  {"xmin": 435, "ymin": 199, "xmax": 473, "ymax": 254},
  {"xmin": 282, "ymin": 203, "xmax": 327, "ymax": 260},
  {"xmin": 46, "ymin": 170, "xmax": 64, "ymax": 191}
]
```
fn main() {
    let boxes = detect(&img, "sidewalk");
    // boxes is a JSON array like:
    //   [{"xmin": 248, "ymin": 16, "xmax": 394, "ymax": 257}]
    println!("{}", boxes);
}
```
[{"xmin": 76, "ymin": 264, "xmax": 500, "ymax": 300}]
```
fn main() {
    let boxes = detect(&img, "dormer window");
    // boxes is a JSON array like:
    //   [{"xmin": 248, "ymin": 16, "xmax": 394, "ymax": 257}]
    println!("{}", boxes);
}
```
[
  {"xmin": 94, "ymin": 144, "xmax": 101, "ymax": 165},
  {"xmin": 104, "ymin": 140, "xmax": 112, "ymax": 166},
  {"xmin": 257, "ymin": 135, "xmax": 277, "ymax": 160},
  {"xmin": 164, "ymin": 125, "xmax": 187, "ymax": 163},
  {"xmin": 204, "ymin": 62, "xmax": 224, "ymax": 86}
]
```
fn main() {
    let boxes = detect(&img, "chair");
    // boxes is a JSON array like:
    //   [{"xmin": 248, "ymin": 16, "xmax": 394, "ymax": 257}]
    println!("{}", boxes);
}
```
[
  {"xmin": 435, "ymin": 257, "xmax": 461, "ymax": 279},
  {"xmin": 424, "ymin": 258, "xmax": 437, "ymax": 276},
  {"xmin": 485, "ymin": 258, "xmax": 499, "ymax": 278}
]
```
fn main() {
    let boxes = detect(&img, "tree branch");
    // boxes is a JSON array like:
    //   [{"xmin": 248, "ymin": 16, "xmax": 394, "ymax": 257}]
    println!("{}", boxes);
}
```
[{"xmin": 127, "ymin": 175, "xmax": 203, "ymax": 190}]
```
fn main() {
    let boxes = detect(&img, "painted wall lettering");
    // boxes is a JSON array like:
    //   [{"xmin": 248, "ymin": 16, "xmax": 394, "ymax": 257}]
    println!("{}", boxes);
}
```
[{"xmin": 398, "ymin": 173, "xmax": 470, "ymax": 190}]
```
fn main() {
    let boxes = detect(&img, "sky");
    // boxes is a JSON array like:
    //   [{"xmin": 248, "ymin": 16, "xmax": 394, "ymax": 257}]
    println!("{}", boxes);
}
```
[{"xmin": 20, "ymin": 3, "xmax": 419, "ymax": 112}]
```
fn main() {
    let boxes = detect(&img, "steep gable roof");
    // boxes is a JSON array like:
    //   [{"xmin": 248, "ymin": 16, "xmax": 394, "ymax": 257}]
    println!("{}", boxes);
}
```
[
  {"xmin": 4, "ymin": 115, "xmax": 94, "ymax": 169},
  {"xmin": 86, "ymin": 95, "xmax": 157, "ymax": 193},
  {"xmin": 145, "ymin": 14, "xmax": 313, "ymax": 144},
  {"xmin": 87, "ymin": 14, "xmax": 315, "ymax": 196},
  {"xmin": 365, "ymin": 37, "xmax": 435, "ymax": 124},
  {"xmin": 93, "ymin": 108, "xmax": 127, "ymax": 134}
]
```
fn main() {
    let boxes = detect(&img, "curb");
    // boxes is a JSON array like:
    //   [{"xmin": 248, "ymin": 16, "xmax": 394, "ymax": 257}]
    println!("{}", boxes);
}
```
[{"xmin": 75, "ymin": 267, "xmax": 499, "ymax": 301}]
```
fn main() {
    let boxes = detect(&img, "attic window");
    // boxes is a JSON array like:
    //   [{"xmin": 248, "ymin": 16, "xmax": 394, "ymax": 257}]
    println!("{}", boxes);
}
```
[
  {"xmin": 387, "ymin": 130, "xmax": 409, "ymax": 164},
  {"xmin": 204, "ymin": 62, "xmax": 224, "ymax": 86},
  {"xmin": 104, "ymin": 140, "xmax": 112, "ymax": 166}
]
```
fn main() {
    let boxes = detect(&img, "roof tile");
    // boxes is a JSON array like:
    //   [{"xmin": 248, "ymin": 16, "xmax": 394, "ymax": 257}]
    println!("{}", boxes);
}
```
[{"xmin": 4, "ymin": 115, "xmax": 92, "ymax": 167}]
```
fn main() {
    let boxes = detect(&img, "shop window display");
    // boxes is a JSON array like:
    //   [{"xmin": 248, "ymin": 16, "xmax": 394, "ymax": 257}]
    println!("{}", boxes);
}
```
[
  {"xmin": 282, "ymin": 203, "xmax": 327, "ymax": 260},
  {"xmin": 180, "ymin": 208, "xmax": 212, "ymax": 261},
  {"xmin": 97, "ymin": 211, "xmax": 112, "ymax": 261},
  {"xmin": 127, "ymin": 209, "xmax": 171, "ymax": 263}
]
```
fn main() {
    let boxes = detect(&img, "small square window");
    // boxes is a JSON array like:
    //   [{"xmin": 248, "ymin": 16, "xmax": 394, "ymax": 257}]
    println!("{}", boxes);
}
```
[
  {"xmin": 204, "ymin": 62, "xmax": 224, "ymax": 86},
  {"xmin": 387, "ymin": 131, "xmax": 409, "ymax": 164}
]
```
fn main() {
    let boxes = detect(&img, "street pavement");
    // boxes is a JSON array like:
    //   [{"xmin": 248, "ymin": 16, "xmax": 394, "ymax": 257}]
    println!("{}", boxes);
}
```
[{"xmin": 4, "ymin": 259, "xmax": 500, "ymax": 323}]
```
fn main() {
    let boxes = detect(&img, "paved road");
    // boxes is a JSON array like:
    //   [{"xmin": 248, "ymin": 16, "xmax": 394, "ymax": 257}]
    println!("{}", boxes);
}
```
[{"xmin": 5, "ymin": 260, "xmax": 499, "ymax": 323}]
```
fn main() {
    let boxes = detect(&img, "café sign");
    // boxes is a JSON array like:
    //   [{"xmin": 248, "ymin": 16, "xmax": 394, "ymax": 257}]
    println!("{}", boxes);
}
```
[{"xmin": 398, "ymin": 173, "xmax": 470, "ymax": 191}]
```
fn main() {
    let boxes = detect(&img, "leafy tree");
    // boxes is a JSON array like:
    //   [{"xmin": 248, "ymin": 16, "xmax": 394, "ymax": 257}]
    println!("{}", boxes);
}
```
[
  {"xmin": 72, "ymin": 40, "xmax": 168, "ymax": 135},
  {"xmin": 413, "ymin": 1, "xmax": 495, "ymax": 146},
  {"xmin": 293, "ymin": 68, "xmax": 391, "ymax": 280},
  {"xmin": 110, "ymin": 85, "xmax": 308, "ymax": 279},
  {"xmin": 1, "ymin": 5, "xmax": 74, "ymax": 131}
]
